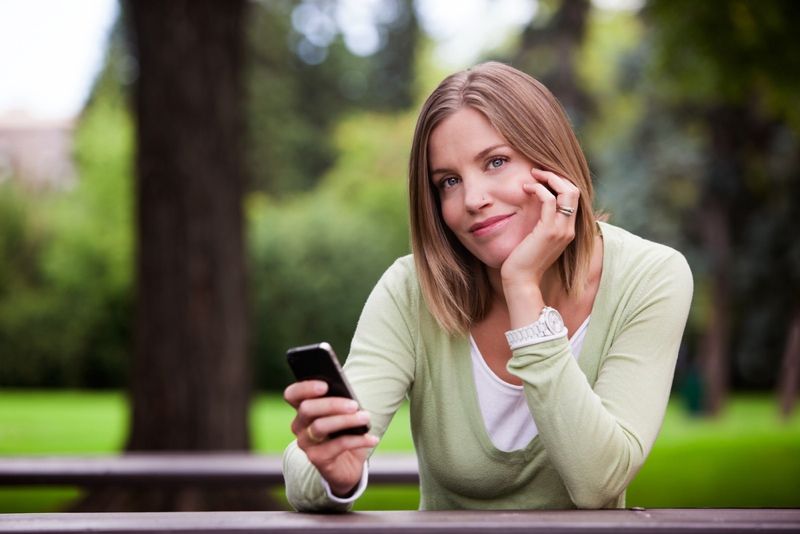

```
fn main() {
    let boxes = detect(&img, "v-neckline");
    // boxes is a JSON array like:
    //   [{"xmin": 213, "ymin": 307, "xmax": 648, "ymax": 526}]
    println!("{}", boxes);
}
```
[{"xmin": 455, "ymin": 222, "xmax": 612, "ymax": 460}]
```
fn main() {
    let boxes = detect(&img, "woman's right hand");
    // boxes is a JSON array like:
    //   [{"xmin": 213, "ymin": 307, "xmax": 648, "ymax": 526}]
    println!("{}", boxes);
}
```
[{"xmin": 284, "ymin": 380, "xmax": 379, "ymax": 497}]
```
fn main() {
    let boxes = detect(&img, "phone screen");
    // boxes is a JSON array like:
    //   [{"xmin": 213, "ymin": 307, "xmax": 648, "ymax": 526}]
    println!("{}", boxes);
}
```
[{"xmin": 286, "ymin": 342, "xmax": 369, "ymax": 437}]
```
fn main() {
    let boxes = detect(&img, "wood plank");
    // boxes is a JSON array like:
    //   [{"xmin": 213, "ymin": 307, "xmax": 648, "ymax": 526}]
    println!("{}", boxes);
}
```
[
  {"xmin": 0, "ymin": 454, "xmax": 418, "ymax": 487},
  {"xmin": 0, "ymin": 509, "xmax": 799, "ymax": 533}
]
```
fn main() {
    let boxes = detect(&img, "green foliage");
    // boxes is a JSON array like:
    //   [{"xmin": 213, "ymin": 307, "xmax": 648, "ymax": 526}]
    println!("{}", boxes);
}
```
[
  {"xmin": 566, "ymin": 1, "xmax": 800, "ymax": 392},
  {"xmin": 3, "ymin": 0, "xmax": 796, "ymax": 397},
  {"xmin": 244, "ymin": 0, "xmax": 418, "ymax": 196},
  {"xmin": 248, "ymin": 111, "xmax": 411, "ymax": 390},
  {"xmin": 245, "ymin": 0, "xmax": 339, "ymax": 195},
  {"xmin": 1, "ymin": 19, "xmax": 414, "ymax": 390},
  {"xmin": 0, "ymin": 72, "xmax": 134, "ymax": 388},
  {"xmin": 0, "ymin": 185, "xmax": 57, "ymax": 385},
  {"xmin": 644, "ymin": 0, "xmax": 800, "ymax": 128}
]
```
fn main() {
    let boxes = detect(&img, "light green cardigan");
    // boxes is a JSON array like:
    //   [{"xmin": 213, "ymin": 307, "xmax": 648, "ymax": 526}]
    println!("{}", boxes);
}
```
[{"xmin": 283, "ymin": 222, "xmax": 693, "ymax": 511}]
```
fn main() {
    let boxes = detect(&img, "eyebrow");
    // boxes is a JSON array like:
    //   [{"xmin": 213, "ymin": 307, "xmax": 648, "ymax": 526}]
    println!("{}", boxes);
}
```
[{"xmin": 429, "ymin": 144, "xmax": 511, "ymax": 176}]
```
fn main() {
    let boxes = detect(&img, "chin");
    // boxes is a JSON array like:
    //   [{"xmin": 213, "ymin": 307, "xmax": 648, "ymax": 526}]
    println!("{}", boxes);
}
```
[{"xmin": 472, "ymin": 250, "xmax": 511, "ymax": 271}]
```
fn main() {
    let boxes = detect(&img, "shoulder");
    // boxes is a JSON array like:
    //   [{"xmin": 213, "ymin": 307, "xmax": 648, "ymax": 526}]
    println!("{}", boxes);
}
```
[
  {"xmin": 375, "ymin": 255, "xmax": 420, "ymax": 296},
  {"xmin": 598, "ymin": 221, "xmax": 693, "ymax": 299},
  {"xmin": 364, "ymin": 254, "xmax": 423, "ymax": 318},
  {"xmin": 599, "ymin": 222, "xmax": 690, "ymax": 275},
  {"xmin": 351, "ymin": 255, "xmax": 426, "ymax": 368}
]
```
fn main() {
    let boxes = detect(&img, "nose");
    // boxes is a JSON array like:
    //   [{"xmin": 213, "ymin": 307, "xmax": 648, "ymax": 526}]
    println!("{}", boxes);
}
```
[{"xmin": 463, "ymin": 178, "xmax": 491, "ymax": 212}]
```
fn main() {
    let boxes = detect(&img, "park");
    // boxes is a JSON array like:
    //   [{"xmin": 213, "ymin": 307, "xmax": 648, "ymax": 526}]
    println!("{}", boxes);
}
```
[{"xmin": 1, "ymin": 0, "xmax": 799, "ymax": 531}]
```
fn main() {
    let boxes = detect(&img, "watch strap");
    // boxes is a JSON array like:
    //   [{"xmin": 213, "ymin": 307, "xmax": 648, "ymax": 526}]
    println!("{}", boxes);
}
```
[{"xmin": 505, "ymin": 307, "xmax": 567, "ymax": 350}]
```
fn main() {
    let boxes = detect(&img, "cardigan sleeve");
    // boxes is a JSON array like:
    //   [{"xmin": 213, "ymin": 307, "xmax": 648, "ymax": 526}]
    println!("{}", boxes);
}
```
[
  {"xmin": 283, "ymin": 258, "xmax": 417, "ymax": 512},
  {"xmin": 507, "ymin": 249, "xmax": 693, "ymax": 508}
]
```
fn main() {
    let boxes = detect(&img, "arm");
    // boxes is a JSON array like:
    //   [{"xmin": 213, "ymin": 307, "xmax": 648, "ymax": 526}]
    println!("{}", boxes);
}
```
[
  {"xmin": 507, "ymin": 251, "xmax": 693, "ymax": 508},
  {"xmin": 282, "ymin": 259, "xmax": 417, "ymax": 512}
]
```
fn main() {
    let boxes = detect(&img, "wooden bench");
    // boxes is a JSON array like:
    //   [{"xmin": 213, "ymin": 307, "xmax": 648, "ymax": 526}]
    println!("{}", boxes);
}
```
[
  {"xmin": 3, "ymin": 457, "xmax": 797, "ymax": 533},
  {"xmin": 0, "ymin": 453, "xmax": 419, "ymax": 487},
  {"xmin": 0, "ymin": 509, "xmax": 798, "ymax": 533}
]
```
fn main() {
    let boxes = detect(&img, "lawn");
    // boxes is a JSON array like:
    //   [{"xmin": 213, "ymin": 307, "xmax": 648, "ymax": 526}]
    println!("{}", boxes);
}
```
[{"xmin": 1, "ymin": 391, "xmax": 798, "ymax": 512}]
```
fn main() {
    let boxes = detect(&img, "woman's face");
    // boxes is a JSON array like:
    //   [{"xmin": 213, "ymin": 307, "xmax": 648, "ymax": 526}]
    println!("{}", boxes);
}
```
[{"xmin": 428, "ymin": 107, "xmax": 540, "ymax": 270}]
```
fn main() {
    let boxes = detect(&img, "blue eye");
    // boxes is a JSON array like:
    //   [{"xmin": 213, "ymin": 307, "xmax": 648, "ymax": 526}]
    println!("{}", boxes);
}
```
[
  {"xmin": 440, "ymin": 176, "xmax": 460, "ymax": 190},
  {"xmin": 488, "ymin": 157, "xmax": 506, "ymax": 170}
]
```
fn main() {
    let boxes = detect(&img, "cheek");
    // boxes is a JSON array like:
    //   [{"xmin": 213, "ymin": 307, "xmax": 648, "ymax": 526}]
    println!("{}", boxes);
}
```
[
  {"xmin": 439, "ymin": 198, "xmax": 460, "ymax": 231},
  {"xmin": 527, "ymin": 204, "xmax": 542, "ymax": 227},
  {"xmin": 517, "ymin": 200, "xmax": 542, "ymax": 235}
]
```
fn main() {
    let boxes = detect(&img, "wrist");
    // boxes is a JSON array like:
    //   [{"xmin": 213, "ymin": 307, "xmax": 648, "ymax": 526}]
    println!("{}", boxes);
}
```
[
  {"xmin": 500, "ymin": 265, "xmax": 541, "ymax": 287},
  {"xmin": 505, "ymin": 306, "xmax": 567, "ymax": 350},
  {"xmin": 321, "ymin": 463, "xmax": 370, "ymax": 504},
  {"xmin": 330, "ymin": 480, "xmax": 359, "ymax": 498},
  {"xmin": 502, "ymin": 282, "xmax": 546, "ymax": 329}
]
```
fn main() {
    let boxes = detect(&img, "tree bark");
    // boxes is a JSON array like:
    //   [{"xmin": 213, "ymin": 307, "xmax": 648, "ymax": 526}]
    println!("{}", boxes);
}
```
[
  {"xmin": 128, "ymin": 0, "xmax": 249, "ymax": 453},
  {"xmin": 697, "ymin": 201, "xmax": 731, "ymax": 416},
  {"xmin": 778, "ymin": 307, "xmax": 800, "ymax": 419},
  {"xmin": 74, "ymin": 0, "xmax": 271, "ymax": 511}
]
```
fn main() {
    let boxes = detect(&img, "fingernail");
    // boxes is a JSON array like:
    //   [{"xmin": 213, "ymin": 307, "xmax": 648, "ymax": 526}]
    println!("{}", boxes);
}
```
[
  {"xmin": 314, "ymin": 381, "xmax": 328, "ymax": 394},
  {"xmin": 357, "ymin": 411, "xmax": 370, "ymax": 423},
  {"xmin": 346, "ymin": 400, "xmax": 359, "ymax": 411}
]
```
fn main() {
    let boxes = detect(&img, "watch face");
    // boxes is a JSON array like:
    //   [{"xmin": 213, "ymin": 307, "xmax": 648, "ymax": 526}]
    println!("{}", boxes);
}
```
[{"xmin": 545, "ymin": 308, "xmax": 565, "ymax": 334}]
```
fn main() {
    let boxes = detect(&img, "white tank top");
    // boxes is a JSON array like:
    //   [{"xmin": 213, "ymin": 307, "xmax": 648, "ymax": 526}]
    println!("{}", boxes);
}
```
[{"xmin": 469, "ymin": 316, "xmax": 590, "ymax": 452}]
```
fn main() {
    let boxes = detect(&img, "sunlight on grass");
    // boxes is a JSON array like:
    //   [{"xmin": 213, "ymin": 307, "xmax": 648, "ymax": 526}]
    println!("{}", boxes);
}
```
[
  {"xmin": 0, "ymin": 391, "xmax": 128, "ymax": 454},
  {"xmin": 627, "ymin": 395, "xmax": 800, "ymax": 508}
]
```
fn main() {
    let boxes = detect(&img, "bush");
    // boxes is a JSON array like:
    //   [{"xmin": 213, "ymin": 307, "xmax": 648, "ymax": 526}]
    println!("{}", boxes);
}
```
[
  {"xmin": 0, "ymin": 102, "xmax": 413, "ymax": 391},
  {"xmin": 248, "ymin": 111, "xmax": 412, "ymax": 390},
  {"xmin": 0, "ymin": 96, "xmax": 134, "ymax": 389}
]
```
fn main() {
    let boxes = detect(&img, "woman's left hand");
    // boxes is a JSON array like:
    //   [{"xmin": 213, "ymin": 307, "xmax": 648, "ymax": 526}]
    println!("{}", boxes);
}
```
[{"xmin": 500, "ymin": 168, "xmax": 580, "ymax": 291}]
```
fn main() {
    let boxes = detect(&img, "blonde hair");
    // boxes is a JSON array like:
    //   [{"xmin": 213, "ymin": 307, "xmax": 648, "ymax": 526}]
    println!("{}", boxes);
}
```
[{"xmin": 409, "ymin": 61, "xmax": 596, "ymax": 334}]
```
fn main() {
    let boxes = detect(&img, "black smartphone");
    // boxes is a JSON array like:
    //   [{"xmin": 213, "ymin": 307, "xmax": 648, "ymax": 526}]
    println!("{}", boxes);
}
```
[{"xmin": 286, "ymin": 342, "xmax": 369, "ymax": 438}]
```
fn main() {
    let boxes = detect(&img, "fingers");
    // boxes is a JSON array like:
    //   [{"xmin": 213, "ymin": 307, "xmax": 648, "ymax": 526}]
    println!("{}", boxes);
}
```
[
  {"xmin": 501, "ymin": 168, "xmax": 580, "ymax": 285},
  {"xmin": 300, "ymin": 414, "xmax": 374, "ymax": 450},
  {"xmin": 524, "ymin": 168, "xmax": 579, "ymax": 248},
  {"xmin": 283, "ymin": 380, "xmax": 328, "ymax": 409},
  {"xmin": 297, "ymin": 396, "xmax": 359, "ymax": 423},
  {"xmin": 528, "ymin": 169, "xmax": 579, "ymax": 225},
  {"xmin": 530, "ymin": 168, "xmax": 580, "ymax": 214},
  {"xmin": 288, "ymin": 388, "xmax": 370, "ymax": 451},
  {"xmin": 304, "ymin": 433, "xmax": 380, "ymax": 466},
  {"xmin": 523, "ymin": 181, "xmax": 558, "ymax": 226},
  {"xmin": 295, "ymin": 406, "xmax": 367, "ymax": 442}
]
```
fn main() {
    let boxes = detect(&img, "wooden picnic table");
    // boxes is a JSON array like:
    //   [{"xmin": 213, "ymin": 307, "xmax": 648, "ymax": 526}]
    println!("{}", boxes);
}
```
[
  {"xmin": 1, "ymin": 509, "xmax": 798, "ymax": 533},
  {"xmin": 0, "ymin": 453, "xmax": 419, "ymax": 487},
  {"xmin": 1, "ymin": 454, "xmax": 797, "ymax": 533}
]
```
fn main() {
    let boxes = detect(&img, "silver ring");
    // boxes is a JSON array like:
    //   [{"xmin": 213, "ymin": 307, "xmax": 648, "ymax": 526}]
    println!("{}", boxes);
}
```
[{"xmin": 556, "ymin": 205, "xmax": 575, "ymax": 216}]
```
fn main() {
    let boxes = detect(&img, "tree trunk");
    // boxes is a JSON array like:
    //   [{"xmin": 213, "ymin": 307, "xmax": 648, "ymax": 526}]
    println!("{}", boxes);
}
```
[
  {"xmin": 698, "ymin": 200, "xmax": 731, "ymax": 416},
  {"xmin": 73, "ymin": 0, "xmax": 272, "ymax": 511},
  {"xmin": 778, "ymin": 307, "xmax": 800, "ymax": 419},
  {"xmin": 128, "ymin": 0, "xmax": 250, "ymax": 453}
]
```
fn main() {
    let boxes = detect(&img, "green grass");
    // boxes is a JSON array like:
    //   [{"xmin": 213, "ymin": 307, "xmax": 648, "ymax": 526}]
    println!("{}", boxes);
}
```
[
  {"xmin": 627, "ymin": 395, "xmax": 800, "ymax": 508},
  {"xmin": 1, "ymin": 391, "xmax": 798, "ymax": 512}
]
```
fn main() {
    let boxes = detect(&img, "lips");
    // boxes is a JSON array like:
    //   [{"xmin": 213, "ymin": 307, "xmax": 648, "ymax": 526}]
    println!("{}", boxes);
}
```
[{"xmin": 469, "ymin": 213, "xmax": 514, "ymax": 236}]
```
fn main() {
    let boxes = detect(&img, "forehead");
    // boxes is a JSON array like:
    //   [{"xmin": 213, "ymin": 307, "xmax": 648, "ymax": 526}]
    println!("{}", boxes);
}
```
[{"xmin": 428, "ymin": 107, "xmax": 505, "ymax": 167}]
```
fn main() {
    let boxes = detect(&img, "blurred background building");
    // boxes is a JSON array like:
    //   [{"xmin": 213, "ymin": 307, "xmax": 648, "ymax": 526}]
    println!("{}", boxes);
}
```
[{"xmin": 0, "ymin": 113, "xmax": 76, "ymax": 189}]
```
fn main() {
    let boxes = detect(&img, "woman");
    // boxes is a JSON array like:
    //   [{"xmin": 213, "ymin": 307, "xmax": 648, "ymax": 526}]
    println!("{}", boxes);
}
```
[{"xmin": 282, "ymin": 62, "xmax": 693, "ymax": 511}]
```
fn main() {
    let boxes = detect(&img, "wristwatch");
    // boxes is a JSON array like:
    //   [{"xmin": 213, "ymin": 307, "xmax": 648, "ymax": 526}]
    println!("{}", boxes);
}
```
[{"xmin": 505, "ymin": 306, "xmax": 567, "ymax": 350}]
